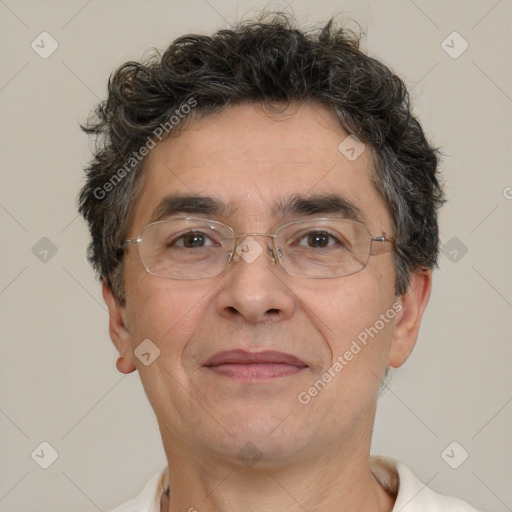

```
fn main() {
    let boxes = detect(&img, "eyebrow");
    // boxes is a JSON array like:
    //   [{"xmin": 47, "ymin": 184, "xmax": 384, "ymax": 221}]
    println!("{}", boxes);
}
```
[
  {"xmin": 272, "ymin": 193, "xmax": 364, "ymax": 222},
  {"xmin": 149, "ymin": 193, "xmax": 364, "ymax": 223},
  {"xmin": 150, "ymin": 194, "xmax": 230, "ymax": 222}
]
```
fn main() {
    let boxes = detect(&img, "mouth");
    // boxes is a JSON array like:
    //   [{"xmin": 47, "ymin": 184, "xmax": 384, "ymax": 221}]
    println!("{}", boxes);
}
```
[{"xmin": 203, "ymin": 349, "xmax": 308, "ymax": 380}]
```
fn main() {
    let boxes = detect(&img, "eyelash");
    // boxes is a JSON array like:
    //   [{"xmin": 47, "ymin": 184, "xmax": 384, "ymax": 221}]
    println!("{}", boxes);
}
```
[{"xmin": 168, "ymin": 229, "xmax": 345, "ymax": 250}]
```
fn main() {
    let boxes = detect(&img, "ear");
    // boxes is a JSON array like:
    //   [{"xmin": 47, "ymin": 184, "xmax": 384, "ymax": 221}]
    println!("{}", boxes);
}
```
[
  {"xmin": 102, "ymin": 279, "xmax": 136, "ymax": 374},
  {"xmin": 388, "ymin": 269, "xmax": 432, "ymax": 368}
]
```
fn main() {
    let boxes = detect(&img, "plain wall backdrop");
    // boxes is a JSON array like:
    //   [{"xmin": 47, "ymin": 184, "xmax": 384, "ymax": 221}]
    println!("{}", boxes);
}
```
[{"xmin": 0, "ymin": 1, "xmax": 511, "ymax": 511}]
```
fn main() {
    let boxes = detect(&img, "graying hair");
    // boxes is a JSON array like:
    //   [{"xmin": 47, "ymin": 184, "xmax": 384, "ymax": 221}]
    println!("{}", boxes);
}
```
[{"xmin": 79, "ymin": 13, "xmax": 444, "ymax": 305}]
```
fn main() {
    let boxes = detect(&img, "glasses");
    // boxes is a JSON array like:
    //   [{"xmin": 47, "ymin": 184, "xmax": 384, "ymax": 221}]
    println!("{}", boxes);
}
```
[{"xmin": 122, "ymin": 217, "xmax": 395, "ymax": 280}]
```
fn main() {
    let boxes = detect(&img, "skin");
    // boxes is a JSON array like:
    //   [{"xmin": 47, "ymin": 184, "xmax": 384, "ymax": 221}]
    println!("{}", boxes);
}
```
[{"xmin": 103, "ymin": 102, "xmax": 432, "ymax": 512}]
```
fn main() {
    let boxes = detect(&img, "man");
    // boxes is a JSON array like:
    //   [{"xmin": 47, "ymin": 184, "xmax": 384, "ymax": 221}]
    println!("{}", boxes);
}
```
[{"xmin": 79, "ymin": 13, "xmax": 480, "ymax": 512}]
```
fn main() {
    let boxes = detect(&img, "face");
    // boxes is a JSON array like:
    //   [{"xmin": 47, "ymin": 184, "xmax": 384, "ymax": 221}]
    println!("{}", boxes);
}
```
[{"xmin": 106, "ymin": 103, "xmax": 430, "ymax": 468}]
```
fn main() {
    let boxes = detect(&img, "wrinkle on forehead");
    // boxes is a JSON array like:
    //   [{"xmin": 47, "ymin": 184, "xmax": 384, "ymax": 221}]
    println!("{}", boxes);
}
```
[{"xmin": 129, "ymin": 102, "xmax": 389, "ymax": 236}]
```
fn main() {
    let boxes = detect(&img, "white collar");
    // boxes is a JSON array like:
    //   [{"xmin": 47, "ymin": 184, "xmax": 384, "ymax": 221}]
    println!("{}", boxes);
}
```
[{"xmin": 109, "ymin": 456, "xmax": 480, "ymax": 511}]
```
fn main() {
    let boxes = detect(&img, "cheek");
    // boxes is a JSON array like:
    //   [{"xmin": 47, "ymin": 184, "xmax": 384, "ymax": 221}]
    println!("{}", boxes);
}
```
[
  {"xmin": 289, "ymin": 262, "xmax": 397, "ymax": 408},
  {"xmin": 294, "ymin": 276, "xmax": 397, "ymax": 422},
  {"xmin": 123, "ymin": 262, "xmax": 213, "ymax": 355},
  {"xmin": 294, "ymin": 273, "xmax": 393, "ymax": 349}
]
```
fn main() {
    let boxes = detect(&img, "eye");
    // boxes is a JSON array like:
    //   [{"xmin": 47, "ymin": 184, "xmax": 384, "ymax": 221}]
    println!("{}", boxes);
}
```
[
  {"xmin": 169, "ymin": 231, "xmax": 218, "ymax": 248},
  {"xmin": 294, "ymin": 230, "xmax": 342, "ymax": 249}
]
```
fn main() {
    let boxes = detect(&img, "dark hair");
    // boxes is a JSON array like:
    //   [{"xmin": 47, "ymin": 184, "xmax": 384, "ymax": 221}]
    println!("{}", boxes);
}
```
[{"xmin": 79, "ymin": 13, "xmax": 444, "ymax": 304}]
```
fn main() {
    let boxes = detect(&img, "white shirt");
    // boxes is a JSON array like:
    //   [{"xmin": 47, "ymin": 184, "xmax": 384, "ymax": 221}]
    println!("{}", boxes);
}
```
[{"xmin": 108, "ymin": 456, "xmax": 481, "ymax": 512}]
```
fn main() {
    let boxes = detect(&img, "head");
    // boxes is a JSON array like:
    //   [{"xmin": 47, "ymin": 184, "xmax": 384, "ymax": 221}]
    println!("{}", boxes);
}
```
[{"xmin": 79, "ymin": 14, "xmax": 443, "ymax": 467}]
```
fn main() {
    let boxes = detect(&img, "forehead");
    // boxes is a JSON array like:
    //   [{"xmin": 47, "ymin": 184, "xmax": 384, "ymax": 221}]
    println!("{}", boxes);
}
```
[{"xmin": 129, "ymin": 103, "xmax": 391, "ymax": 233}]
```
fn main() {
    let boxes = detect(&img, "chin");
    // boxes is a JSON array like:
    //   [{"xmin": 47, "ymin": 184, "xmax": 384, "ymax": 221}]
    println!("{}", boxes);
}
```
[{"xmin": 195, "ymin": 406, "xmax": 315, "ymax": 467}]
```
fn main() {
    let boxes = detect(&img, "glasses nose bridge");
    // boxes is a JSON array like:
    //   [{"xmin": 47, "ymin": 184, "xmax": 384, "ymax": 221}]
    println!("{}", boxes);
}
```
[{"xmin": 232, "ymin": 232, "xmax": 279, "ymax": 264}]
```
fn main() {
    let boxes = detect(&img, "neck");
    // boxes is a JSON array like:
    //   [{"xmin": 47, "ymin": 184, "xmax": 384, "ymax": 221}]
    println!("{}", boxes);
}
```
[{"xmin": 159, "ymin": 435, "xmax": 395, "ymax": 512}]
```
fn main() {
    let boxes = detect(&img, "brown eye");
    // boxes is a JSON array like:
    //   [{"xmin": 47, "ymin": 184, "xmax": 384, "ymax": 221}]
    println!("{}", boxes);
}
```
[
  {"xmin": 169, "ymin": 231, "xmax": 217, "ymax": 248},
  {"xmin": 182, "ymin": 232, "xmax": 207, "ymax": 248},
  {"xmin": 307, "ymin": 231, "xmax": 331, "ymax": 248},
  {"xmin": 294, "ymin": 230, "xmax": 339, "ymax": 249}
]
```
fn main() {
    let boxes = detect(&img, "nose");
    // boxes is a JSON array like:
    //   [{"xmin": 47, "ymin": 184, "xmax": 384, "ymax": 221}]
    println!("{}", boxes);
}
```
[{"xmin": 215, "ymin": 236, "xmax": 296, "ymax": 324}]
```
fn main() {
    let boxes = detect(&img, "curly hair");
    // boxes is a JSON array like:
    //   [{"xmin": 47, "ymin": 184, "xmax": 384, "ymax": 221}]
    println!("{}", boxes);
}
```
[{"xmin": 79, "ymin": 13, "xmax": 444, "ymax": 305}]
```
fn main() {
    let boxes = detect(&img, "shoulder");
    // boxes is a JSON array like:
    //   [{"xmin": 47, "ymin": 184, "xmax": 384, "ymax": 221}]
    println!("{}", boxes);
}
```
[
  {"xmin": 392, "ymin": 459, "xmax": 483, "ymax": 511},
  {"xmin": 106, "ymin": 465, "xmax": 168, "ymax": 512}
]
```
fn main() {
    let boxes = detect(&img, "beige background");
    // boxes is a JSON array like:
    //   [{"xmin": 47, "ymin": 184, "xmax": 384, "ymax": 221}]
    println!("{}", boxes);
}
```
[{"xmin": 0, "ymin": 0, "xmax": 511, "ymax": 510}]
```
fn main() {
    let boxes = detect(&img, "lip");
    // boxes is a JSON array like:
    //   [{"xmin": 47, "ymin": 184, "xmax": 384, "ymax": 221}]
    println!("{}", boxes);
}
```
[{"xmin": 203, "ymin": 350, "xmax": 308, "ymax": 380}]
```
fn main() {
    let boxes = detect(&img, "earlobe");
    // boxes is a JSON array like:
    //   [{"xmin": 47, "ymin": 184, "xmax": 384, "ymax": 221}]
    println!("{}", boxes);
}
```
[
  {"xmin": 388, "ymin": 269, "xmax": 432, "ymax": 368},
  {"xmin": 102, "ymin": 279, "xmax": 137, "ymax": 374}
]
